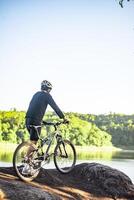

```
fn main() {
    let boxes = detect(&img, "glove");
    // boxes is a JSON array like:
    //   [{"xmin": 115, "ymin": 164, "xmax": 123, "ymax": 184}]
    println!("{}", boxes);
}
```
[{"xmin": 63, "ymin": 118, "xmax": 69, "ymax": 124}]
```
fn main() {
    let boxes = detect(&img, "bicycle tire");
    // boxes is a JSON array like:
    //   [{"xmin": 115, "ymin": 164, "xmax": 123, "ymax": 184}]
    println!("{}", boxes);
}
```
[
  {"xmin": 54, "ymin": 139, "xmax": 76, "ymax": 174},
  {"xmin": 13, "ymin": 142, "xmax": 40, "ymax": 182}
]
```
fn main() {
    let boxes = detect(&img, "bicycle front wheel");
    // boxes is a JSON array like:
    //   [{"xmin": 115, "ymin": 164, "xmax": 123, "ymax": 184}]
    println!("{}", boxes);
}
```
[
  {"xmin": 13, "ymin": 142, "xmax": 40, "ymax": 182},
  {"xmin": 54, "ymin": 140, "xmax": 76, "ymax": 174}
]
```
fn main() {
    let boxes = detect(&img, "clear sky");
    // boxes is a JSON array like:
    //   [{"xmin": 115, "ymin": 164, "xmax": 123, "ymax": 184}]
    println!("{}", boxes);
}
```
[{"xmin": 0, "ymin": 0, "xmax": 134, "ymax": 114}]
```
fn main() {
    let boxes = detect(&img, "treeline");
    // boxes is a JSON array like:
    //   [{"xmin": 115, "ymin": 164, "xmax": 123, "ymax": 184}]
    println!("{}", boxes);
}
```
[
  {"xmin": 0, "ymin": 111, "xmax": 111, "ymax": 146},
  {"xmin": 0, "ymin": 111, "xmax": 134, "ymax": 147},
  {"xmin": 73, "ymin": 113, "xmax": 134, "ymax": 147}
]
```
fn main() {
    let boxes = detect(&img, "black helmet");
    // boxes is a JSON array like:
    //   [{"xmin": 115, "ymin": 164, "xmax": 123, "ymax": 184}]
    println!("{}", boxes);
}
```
[{"xmin": 41, "ymin": 80, "xmax": 52, "ymax": 91}]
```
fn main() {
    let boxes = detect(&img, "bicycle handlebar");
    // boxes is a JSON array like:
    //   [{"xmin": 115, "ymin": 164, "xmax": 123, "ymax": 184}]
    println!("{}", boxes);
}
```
[{"xmin": 42, "ymin": 120, "xmax": 69, "ymax": 127}]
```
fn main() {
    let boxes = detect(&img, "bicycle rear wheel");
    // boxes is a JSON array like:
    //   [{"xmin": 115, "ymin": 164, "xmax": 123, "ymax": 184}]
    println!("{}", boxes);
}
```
[
  {"xmin": 54, "ymin": 140, "xmax": 76, "ymax": 174},
  {"xmin": 13, "ymin": 142, "xmax": 40, "ymax": 182}
]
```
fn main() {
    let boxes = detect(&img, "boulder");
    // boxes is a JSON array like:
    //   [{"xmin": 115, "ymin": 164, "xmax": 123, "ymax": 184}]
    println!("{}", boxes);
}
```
[{"xmin": 0, "ymin": 163, "xmax": 134, "ymax": 200}]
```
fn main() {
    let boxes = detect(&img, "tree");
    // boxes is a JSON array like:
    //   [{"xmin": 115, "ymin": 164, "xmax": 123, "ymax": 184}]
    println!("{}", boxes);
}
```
[{"xmin": 118, "ymin": 0, "xmax": 131, "ymax": 8}]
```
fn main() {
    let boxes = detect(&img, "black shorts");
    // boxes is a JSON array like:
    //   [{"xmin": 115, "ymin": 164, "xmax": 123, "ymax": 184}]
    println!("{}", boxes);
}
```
[{"xmin": 25, "ymin": 118, "xmax": 41, "ymax": 141}]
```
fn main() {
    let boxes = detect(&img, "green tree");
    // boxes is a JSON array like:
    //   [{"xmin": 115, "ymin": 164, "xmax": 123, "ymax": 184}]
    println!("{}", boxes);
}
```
[{"xmin": 119, "ymin": 0, "xmax": 131, "ymax": 8}]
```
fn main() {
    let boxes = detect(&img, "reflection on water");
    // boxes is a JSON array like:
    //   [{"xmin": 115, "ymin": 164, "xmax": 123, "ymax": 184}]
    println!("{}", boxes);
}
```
[
  {"xmin": 0, "ymin": 152, "xmax": 13, "ymax": 162},
  {"xmin": 113, "ymin": 150, "xmax": 134, "ymax": 159},
  {"xmin": 1, "ymin": 149, "xmax": 134, "ymax": 163},
  {"xmin": 77, "ymin": 150, "xmax": 134, "ymax": 160}
]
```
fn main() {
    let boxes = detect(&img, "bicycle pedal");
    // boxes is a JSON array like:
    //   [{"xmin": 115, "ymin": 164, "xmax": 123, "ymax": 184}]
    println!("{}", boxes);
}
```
[{"xmin": 38, "ymin": 156, "xmax": 44, "ymax": 161}]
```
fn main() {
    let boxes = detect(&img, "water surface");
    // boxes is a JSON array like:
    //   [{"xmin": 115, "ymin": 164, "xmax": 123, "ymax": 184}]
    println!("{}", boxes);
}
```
[{"xmin": 0, "ymin": 150, "xmax": 134, "ymax": 183}]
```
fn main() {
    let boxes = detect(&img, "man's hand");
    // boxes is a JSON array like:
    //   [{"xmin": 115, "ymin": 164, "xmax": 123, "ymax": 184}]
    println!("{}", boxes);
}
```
[{"xmin": 63, "ymin": 118, "xmax": 69, "ymax": 124}]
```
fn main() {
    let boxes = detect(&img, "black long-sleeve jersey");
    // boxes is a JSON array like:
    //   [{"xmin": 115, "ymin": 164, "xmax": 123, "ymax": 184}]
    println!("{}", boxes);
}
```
[{"xmin": 26, "ymin": 91, "xmax": 64, "ymax": 122}]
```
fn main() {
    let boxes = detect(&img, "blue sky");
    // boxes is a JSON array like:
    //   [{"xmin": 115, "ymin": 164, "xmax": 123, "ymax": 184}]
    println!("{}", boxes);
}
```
[{"xmin": 0, "ymin": 0, "xmax": 134, "ymax": 114}]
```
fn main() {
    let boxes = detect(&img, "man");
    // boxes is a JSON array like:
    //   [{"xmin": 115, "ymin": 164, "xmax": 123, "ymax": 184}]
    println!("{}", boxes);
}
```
[
  {"xmin": 22, "ymin": 80, "xmax": 68, "ymax": 175},
  {"xmin": 25, "ymin": 80, "xmax": 67, "ymax": 145}
]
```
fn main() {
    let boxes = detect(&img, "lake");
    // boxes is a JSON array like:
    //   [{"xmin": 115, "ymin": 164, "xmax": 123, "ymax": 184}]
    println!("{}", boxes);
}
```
[{"xmin": 0, "ymin": 149, "xmax": 134, "ymax": 183}]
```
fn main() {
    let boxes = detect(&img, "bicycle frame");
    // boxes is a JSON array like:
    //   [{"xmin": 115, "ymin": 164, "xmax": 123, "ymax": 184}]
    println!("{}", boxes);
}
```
[{"xmin": 30, "ymin": 122, "xmax": 64, "ymax": 160}]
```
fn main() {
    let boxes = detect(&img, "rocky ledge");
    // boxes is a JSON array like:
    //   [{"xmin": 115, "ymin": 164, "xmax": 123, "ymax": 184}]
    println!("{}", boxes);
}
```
[{"xmin": 0, "ymin": 162, "xmax": 134, "ymax": 200}]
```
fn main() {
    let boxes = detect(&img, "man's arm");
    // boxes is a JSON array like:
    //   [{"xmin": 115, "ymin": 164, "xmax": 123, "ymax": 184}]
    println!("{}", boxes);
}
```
[{"xmin": 47, "ymin": 93, "xmax": 65, "ymax": 119}]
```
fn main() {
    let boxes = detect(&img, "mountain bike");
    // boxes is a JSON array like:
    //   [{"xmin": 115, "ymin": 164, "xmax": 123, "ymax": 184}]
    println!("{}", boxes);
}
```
[{"xmin": 13, "ymin": 121, "xmax": 76, "ymax": 182}]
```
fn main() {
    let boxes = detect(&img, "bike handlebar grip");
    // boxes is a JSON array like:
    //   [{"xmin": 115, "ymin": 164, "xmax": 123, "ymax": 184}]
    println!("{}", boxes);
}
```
[{"xmin": 63, "ymin": 119, "xmax": 70, "ymax": 124}]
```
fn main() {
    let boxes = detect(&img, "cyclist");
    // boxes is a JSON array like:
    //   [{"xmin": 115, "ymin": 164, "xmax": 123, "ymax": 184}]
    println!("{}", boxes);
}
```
[
  {"xmin": 23, "ymin": 80, "xmax": 68, "ymax": 174},
  {"xmin": 26, "ymin": 80, "xmax": 68, "ymax": 144}
]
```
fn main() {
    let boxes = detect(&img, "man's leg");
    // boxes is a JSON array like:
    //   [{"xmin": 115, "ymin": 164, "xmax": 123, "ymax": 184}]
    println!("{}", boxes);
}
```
[
  {"xmin": 26, "ymin": 140, "xmax": 37, "ymax": 158},
  {"xmin": 27, "ymin": 125, "xmax": 40, "ymax": 156}
]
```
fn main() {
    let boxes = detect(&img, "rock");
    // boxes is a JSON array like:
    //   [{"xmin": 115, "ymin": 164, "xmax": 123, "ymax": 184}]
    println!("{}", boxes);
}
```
[
  {"xmin": 0, "ymin": 163, "xmax": 134, "ymax": 200},
  {"xmin": 70, "ymin": 163, "xmax": 134, "ymax": 199},
  {"xmin": 0, "ymin": 179, "xmax": 55, "ymax": 200}
]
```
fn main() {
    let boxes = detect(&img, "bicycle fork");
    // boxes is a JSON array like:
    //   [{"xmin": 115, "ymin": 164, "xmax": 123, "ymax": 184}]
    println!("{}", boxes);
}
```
[{"xmin": 57, "ymin": 141, "xmax": 68, "ymax": 158}]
